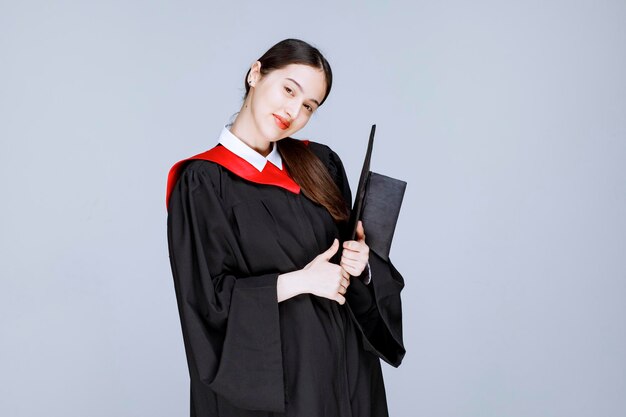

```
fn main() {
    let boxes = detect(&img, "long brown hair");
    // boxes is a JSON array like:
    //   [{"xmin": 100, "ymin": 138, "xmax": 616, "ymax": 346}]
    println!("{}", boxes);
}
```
[
  {"xmin": 278, "ymin": 138, "xmax": 349, "ymax": 222},
  {"xmin": 244, "ymin": 39, "xmax": 348, "ymax": 222}
]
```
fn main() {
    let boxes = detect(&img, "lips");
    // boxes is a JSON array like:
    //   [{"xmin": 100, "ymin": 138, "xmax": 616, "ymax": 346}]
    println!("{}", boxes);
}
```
[{"xmin": 273, "ymin": 114, "xmax": 290, "ymax": 130}]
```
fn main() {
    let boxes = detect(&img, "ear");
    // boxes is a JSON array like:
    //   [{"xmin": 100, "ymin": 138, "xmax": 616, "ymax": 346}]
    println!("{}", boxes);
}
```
[{"xmin": 248, "ymin": 60, "xmax": 262, "ymax": 86}]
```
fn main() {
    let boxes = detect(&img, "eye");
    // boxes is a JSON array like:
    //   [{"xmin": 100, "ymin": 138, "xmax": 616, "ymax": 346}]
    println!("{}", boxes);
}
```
[
  {"xmin": 284, "ymin": 86, "xmax": 294, "ymax": 95},
  {"xmin": 304, "ymin": 104, "xmax": 313, "ymax": 113}
]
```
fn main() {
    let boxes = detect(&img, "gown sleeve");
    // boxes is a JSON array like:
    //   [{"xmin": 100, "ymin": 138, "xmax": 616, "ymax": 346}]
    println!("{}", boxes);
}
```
[
  {"xmin": 167, "ymin": 161, "xmax": 286, "ymax": 412},
  {"xmin": 311, "ymin": 143, "xmax": 406, "ymax": 368}
]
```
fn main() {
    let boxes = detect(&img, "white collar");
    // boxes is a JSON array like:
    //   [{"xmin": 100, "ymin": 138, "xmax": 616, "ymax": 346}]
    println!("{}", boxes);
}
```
[{"xmin": 218, "ymin": 124, "xmax": 283, "ymax": 172}]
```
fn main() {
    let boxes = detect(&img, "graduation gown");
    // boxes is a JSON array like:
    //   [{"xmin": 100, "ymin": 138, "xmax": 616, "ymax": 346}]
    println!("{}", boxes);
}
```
[{"xmin": 166, "ymin": 140, "xmax": 405, "ymax": 417}]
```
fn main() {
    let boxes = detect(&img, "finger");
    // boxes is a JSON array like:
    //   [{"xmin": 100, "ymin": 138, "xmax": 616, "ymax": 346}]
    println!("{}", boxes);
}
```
[
  {"xmin": 356, "ymin": 221, "xmax": 366, "ymax": 242},
  {"xmin": 343, "ymin": 243, "xmax": 369, "ymax": 263},
  {"xmin": 341, "ymin": 250, "xmax": 363, "ymax": 262},
  {"xmin": 340, "ymin": 268, "xmax": 351, "ymax": 279},
  {"xmin": 341, "ymin": 257, "xmax": 363, "ymax": 271},
  {"xmin": 342, "ymin": 261, "xmax": 363, "ymax": 277},
  {"xmin": 343, "ymin": 240, "xmax": 361, "ymax": 251},
  {"xmin": 318, "ymin": 238, "xmax": 339, "ymax": 261},
  {"xmin": 339, "ymin": 277, "xmax": 349, "ymax": 289},
  {"xmin": 335, "ymin": 294, "xmax": 346, "ymax": 305},
  {"xmin": 338, "ymin": 268, "xmax": 350, "ymax": 280},
  {"xmin": 342, "ymin": 265, "xmax": 357, "ymax": 277},
  {"xmin": 342, "ymin": 258, "xmax": 367, "ymax": 274}
]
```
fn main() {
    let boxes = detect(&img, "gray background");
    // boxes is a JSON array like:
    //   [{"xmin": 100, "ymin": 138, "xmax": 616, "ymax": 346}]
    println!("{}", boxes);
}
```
[{"xmin": 1, "ymin": 1, "xmax": 625, "ymax": 416}]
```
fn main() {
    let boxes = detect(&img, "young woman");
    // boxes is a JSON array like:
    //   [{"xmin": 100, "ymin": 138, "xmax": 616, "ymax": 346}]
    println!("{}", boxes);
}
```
[{"xmin": 166, "ymin": 38, "xmax": 405, "ymax": 417}]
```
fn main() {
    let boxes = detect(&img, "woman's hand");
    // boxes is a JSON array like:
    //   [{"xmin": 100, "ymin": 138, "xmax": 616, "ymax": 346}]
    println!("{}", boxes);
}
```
[
  {"xmin": 340, "ymin": 221, "xmax": 370, "ymax": 277},
  {"xmin": 277, "ymin": 239, "xmax": 350, "ymax": 304}
]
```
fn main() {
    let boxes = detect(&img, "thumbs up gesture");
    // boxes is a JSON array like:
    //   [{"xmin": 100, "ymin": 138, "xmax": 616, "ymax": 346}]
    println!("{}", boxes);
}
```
[
  {"xmin": 301, "ymin": 238, "xmax": 351, "ymax": 305},
  {"xmin": 276, "ymin": 232, "xmax": 369, "ymax": 305}
]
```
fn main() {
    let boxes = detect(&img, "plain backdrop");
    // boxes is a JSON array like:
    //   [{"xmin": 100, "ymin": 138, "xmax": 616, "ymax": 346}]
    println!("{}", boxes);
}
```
[{"xmin": 1, "ymin": 1, "xmax": 625, "ymax": 416}]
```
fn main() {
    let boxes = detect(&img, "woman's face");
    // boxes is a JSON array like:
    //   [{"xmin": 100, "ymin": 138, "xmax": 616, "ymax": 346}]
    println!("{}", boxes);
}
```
[{"xmin": 247, "ymin": 62, "xmax": 327, "ymax": 142}]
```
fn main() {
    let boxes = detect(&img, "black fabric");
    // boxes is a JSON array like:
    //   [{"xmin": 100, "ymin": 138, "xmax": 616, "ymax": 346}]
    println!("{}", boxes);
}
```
[
  {"xmin": 360, "ymin": 172, "xmax": 407, "ymax": 261},
  {"xmin": 167, "ymin": 141, "xmax": 405, "ymax": 416}
]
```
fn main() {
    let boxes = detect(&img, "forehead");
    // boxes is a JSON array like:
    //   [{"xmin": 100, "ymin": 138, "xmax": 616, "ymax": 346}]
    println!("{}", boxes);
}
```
[{"xmin": 268, "ymin": 64, "xmax": 327, "ymax": 101}]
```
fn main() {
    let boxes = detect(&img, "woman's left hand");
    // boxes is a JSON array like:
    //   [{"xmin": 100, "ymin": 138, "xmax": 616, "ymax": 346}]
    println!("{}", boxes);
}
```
[{"xmin": 341, "ymin": 221, "xmax": 370, "ymax": 277}]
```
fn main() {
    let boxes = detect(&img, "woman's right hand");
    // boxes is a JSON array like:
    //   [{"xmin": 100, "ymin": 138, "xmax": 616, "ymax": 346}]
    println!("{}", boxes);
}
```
[
  {"xmin": 277, "ymin": 239, "xmax": 350, "ymax": 304},
  {"xmin": 302, "ymin": 239, "xmax": 351, "ymax": 304}
]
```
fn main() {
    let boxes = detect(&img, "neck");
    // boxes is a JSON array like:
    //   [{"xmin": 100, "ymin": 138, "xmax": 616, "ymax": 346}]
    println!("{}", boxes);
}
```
[{"xmin": 229, "ymin": 102, "xmax": 272, "ymax": 157}]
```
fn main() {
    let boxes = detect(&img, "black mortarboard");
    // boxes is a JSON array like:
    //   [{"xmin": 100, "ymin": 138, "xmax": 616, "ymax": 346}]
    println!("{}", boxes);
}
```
[{"xmin": 347, "ymin": 125, "xmax": 407, "ymax": 261}]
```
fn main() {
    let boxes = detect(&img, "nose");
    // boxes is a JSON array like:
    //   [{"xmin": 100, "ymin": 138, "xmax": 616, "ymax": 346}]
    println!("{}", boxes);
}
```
[{"xmin": 285, "ymin": 101, "xmax": 300, "ymax": 121}]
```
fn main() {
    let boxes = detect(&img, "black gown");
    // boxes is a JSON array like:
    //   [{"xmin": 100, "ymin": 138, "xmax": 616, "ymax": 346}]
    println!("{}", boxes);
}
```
[{"xmin": 167, "ymin": 141, "xmax": 405, "ymax": 417}]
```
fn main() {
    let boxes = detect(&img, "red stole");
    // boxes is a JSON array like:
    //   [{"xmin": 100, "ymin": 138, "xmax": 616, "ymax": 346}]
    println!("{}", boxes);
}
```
[{"xmin": 166, "ymin": 144, "xmax": 303, "ymax": 210}]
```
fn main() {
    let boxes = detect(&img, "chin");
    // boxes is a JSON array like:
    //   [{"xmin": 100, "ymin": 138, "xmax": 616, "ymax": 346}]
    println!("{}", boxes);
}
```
[
  {"xmin": 266, "ymin": 127, "xmax": 285, "ymax": 142},
  {"xmin": 279, "ymin": 128, "xmax": 294, "ymax": 139},
  {"xmin": 281, "ymin": 124, "xmax": 301, "ymax": 139},
  {"xmin": 263, "ymin": 118, "xmax": 290, "ymax": 140}
]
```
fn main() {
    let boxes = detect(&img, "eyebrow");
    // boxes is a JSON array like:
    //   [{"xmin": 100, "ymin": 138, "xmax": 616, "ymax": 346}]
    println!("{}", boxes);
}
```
[{"xmin": 286, "ymin": 78, "xmax": 321, "ymax": 107}]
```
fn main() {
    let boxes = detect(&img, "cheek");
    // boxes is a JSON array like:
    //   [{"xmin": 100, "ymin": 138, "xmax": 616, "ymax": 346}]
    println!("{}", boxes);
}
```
[
  {"xmin": 253, "ymin": 86, "xmax": 280, "ymax": 110},
  {"xmin": 290, "ymin": 116, "xmax": 312, "ymax": 134},
  {"xmin": 266, "ymin": 87, "xmax": 286, "ymax": 107}
]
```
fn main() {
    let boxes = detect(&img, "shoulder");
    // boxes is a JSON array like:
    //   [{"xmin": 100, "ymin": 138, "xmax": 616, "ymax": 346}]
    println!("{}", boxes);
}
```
[
  {"xmin": 175, "ymin": 158, "xmax": 220, "ymax": 180},
  {"xmin": 304, "ymin": 140, "xmax": 346, "ymax": 177},
  {"xmin": 299, "ymin": 139, "xmax": 351, "ymax": 204},
  {"xmin": 172, "ymin": 158, "xmax": 225, "ymax": 197},
  {"xmin": 305, "ymin": 140, "xmax": 339, "ymax": 160},
  {"xmin": 179, "ymin": 158, "xmax": 221, "ymax": 176}
]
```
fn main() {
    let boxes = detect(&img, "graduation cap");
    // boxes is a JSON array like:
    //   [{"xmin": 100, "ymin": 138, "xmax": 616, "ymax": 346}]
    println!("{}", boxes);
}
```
[{"xmin": 348, "ymin": 125, "xmax": 407, "ymax": 261}]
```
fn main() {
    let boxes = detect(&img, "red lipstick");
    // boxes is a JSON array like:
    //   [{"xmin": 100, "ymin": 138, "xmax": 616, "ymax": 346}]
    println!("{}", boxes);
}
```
[{"xmin": 273, "ymin": 114, "xmax": 290, "ymax": 130}]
